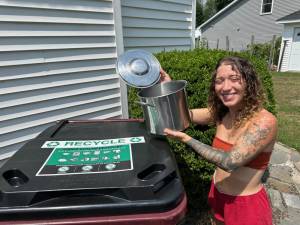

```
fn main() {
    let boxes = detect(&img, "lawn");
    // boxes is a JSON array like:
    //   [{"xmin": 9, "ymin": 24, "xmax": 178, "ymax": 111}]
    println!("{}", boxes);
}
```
[{"xmin": 272, "ymin": 72, "xmax": 300, "ymax": 151}]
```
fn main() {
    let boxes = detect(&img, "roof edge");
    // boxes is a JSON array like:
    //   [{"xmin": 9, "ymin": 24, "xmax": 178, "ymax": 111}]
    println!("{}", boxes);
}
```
[
  {"xmin": 277, "ymin": 19, "xmax": 300, "ymax": 24},
  {"xmin": 197, "ymin": 0, "xmax": 241, "ymax": 30}
]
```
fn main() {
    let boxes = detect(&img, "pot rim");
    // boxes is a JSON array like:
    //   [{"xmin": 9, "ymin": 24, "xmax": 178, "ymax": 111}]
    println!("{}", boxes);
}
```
[{"xmin": 137, "ymin": 80, "xmax": 187, "ymax": 98}]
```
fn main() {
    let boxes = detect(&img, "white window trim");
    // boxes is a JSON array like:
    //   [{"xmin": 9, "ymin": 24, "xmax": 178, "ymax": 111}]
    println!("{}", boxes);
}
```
[{"xmin": 260, "ymin": 0, "xmax": 274, "ymax": 15}]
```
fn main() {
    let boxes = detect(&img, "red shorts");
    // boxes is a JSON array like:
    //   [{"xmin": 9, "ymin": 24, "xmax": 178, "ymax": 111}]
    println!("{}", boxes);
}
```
[{"xmin": 208, "ymin": 180, "xmax": 272, "ymax": 225}]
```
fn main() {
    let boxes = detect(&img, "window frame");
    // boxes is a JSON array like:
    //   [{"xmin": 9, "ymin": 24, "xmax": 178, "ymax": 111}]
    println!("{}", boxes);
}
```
[{"xmin": 260, "ymin": 0, "xmax": 274, "ymax": 15}]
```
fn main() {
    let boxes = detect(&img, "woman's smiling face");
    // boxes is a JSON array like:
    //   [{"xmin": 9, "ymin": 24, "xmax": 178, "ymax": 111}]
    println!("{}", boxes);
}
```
[{"xmin": 215, "ymin": 63, "xmax": 246, "ymax": 110}]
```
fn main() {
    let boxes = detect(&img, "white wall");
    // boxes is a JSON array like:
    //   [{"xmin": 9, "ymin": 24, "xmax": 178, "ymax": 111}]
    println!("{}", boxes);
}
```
[
  {"xmin": 200, "ymin": 0, "xmax": 300, "ymax": 51},
  {"xmin": 0, "ymin": 0, "xmax": 123, "ymax": 160},
  {"xmin": 121, "ymin": 0, "xmax": 195, "ymax": 53}
]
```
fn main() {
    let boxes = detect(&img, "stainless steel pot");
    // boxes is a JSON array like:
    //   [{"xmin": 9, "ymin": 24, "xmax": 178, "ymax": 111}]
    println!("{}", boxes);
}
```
[{"xmin": 137, "ymin": 80, "xmax": 190, "ymax": 136}]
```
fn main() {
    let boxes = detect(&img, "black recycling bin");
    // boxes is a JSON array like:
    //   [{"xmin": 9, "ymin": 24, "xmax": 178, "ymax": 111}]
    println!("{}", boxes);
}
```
[{"xmin": 0, "ymin": 119, "xmax": 187, "ymax": 225}]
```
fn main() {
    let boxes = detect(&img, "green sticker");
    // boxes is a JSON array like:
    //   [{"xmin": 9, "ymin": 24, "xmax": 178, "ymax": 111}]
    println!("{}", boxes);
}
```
[{"xmin": 36, "ymin": 145, "xmax": 133, "ymax": 176}]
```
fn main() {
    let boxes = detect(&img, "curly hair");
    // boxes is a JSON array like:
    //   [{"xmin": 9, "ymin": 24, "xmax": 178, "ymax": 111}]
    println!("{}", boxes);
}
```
[{"xmin": 208, "ymin": 56, "xmax": 265, "ymax": 128}]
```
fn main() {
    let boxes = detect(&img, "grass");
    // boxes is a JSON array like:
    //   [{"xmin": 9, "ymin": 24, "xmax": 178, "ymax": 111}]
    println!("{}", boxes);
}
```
[{"xmin": 271, "ymin": 72, "xmax": 300, "ymax": 151}]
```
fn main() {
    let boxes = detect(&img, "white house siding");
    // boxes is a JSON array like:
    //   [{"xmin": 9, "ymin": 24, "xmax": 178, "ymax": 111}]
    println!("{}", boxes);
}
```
[
  {"xmin": 200, "ymin": 0, "xmax": 300, "ymax": 51},
  {"xmin": 121, "ymin": 0, "xmax": 195, "ymax": 53},
  {"xmin": 278, "ymin": 24, "xmax": 294, "ymax": 72},
  {"xmin": 0, "ymin": 0, "xmax": 124, "ymax": 160}
]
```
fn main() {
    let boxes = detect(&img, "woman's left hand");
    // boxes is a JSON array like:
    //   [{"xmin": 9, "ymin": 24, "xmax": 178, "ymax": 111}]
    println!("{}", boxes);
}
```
[
  {"xmin": 159, "ymin": 68, "xmax": 172, "ymax": 82},
  {"xmin": 164, "ymin": 128, "xmax": 192, "ymax": 143}
]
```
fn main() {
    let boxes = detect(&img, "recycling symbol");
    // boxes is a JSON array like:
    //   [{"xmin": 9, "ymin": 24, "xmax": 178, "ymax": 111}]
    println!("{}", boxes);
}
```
[
  {"xmin": 46, "ymin": 141, "xmax": 60, "ymax": 148},
  {"xmin": 130, "ymin": 137, "xmax": 142, "ymax": 143}
]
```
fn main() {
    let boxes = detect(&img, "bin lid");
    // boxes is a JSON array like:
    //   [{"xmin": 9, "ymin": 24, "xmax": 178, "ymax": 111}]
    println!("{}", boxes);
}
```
[
  {"xmin": 116, "ymin": 49, "xmax": 161, "ymax": 88},
  {"xmin": 0, "ymin": 120, "xmax": 184, "ymax": 218}
]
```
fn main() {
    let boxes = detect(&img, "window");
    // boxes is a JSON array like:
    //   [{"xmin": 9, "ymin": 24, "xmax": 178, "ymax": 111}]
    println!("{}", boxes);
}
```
[{"xmin": 261, "ymin": 0, "xmax": 273, "ymax": 14}]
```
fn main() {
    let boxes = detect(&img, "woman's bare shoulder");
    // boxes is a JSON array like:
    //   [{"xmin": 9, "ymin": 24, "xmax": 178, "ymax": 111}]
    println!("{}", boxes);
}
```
[
  {"xmin": 247, "ymin": 109, "xmax": 278, "ymax": 139},
  {"xmin": 230, "ymin": 109, "xmax": 277, "ymax": 162},
  {"xmin": 254, "ymin": 109, "xmax": 277, "ymax": 125}
]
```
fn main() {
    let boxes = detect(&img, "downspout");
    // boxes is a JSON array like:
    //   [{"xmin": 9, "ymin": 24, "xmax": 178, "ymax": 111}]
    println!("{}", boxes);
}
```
[
  {"xmin": 278, "ymin": 40, "xmax": 288, "ymax": 72},
  {"xmin": 191, "ymin": 0, "xmax": 196, "ymax": 49}
]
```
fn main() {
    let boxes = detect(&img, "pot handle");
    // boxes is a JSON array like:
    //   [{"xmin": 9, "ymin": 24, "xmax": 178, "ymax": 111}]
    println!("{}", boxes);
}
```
[{"xmin": 134, "ymin": 101, "xmax": 155, "ymax": 107}]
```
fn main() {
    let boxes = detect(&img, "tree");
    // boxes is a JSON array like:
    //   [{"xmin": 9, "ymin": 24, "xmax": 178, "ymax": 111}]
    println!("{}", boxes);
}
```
[
  {"xmin": 203, "ymin": 0, "xmax": 217, "ymax": 22},
  {"xmin": 196, "ymin": 0, "xmax": 234, "ymax": 26},
  {"xmin": 215, "ymin": 0, "xmax": 234, "ymax": 11},
  {"xmin": 196, "ymin": 1, "xmax": 204, "ymax": 27}
]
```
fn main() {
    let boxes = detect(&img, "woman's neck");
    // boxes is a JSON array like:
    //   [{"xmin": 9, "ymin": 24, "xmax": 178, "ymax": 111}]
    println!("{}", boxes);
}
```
[{"xmin": 228, "ymin": 109, "xmax": 239, "ymax": 121}]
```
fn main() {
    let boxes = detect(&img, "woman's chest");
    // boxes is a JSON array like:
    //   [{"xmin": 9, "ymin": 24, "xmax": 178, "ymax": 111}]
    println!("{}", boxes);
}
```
[{"xmin": 215, "ymin": 122, "xmax": 248, "ymax": 144}]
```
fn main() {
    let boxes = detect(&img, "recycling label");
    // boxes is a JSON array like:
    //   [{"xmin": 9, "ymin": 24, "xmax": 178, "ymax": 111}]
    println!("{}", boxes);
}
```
[{"xmin": 37, "ymin": 137, "xmax": 145, "ymax": 176}]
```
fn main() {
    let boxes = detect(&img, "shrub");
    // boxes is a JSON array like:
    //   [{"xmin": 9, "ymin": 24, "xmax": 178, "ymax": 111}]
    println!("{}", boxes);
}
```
[
  {"xmin": 128, "ymin": 48, "xmax": 276, "ymax": 210},
  {"xmin": 246, "ymin": 37, "xmax": 282, "ymax": 66}
]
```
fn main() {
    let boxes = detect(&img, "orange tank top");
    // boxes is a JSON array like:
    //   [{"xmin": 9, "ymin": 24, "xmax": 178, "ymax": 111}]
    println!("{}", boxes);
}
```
[{"xmin": 212, "ymin": 136, "xmax": 271, "ymax": 170}]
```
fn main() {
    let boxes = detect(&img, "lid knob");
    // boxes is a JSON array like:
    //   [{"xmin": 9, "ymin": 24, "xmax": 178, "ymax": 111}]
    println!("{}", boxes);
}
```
[{"xmin": 129, "ymin": 58, "xmax": 149, "ymax": 75}]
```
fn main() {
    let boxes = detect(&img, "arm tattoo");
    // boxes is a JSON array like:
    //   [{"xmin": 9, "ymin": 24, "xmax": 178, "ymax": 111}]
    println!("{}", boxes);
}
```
[
  {"xmin": 185, "ymin": 122, "xmax": 272, "ymax": 172},
  {"xmin": 186, "ymin": 138, "xmax": 238, "ymax": 172},
  {"xmin": 242, "ymin": 122, "xmax": 270, "ymax": 149}
]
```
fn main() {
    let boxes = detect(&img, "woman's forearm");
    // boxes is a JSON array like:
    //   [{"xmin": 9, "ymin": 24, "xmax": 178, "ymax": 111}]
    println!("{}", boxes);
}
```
[
  {"xmin": 186, "ymin": 138, "xmax": 239, "ymax": 172},
  {"xmin": 189, "ymin": 108, "xmax": 212, "ymax": 125}
]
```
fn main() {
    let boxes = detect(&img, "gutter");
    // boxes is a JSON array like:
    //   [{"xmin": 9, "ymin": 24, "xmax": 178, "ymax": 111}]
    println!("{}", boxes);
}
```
[{"xmin": 276, "ymin": 19, "xmax": 300, "ymax": 24}]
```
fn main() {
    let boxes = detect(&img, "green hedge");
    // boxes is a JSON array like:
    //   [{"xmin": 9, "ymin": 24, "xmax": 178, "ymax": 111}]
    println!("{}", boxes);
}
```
[{"xmin": 128, "ymin": 48, "xmax": 276, "ymax": 211}]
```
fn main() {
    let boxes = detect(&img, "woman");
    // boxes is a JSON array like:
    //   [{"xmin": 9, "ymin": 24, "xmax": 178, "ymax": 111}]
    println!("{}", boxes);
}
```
[{"xmin": 161, "ymin": 56, "xmax": 277, "ymax": 225}]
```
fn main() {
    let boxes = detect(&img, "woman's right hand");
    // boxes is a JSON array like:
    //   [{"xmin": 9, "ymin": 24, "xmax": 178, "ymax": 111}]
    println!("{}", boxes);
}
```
[
  {"xmin": 164, "ymin": 128, "xmax": 192, "ymax": 143},
  {"xmin": 160, "ymin": 68, "xmax": 172, "ymax": 82}
]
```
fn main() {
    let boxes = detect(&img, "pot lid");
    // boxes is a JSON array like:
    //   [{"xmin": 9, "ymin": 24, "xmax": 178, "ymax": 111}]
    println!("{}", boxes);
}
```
[{"xmin": 116, "ymin": 49, "xmax": 161, "ymax": 88}]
